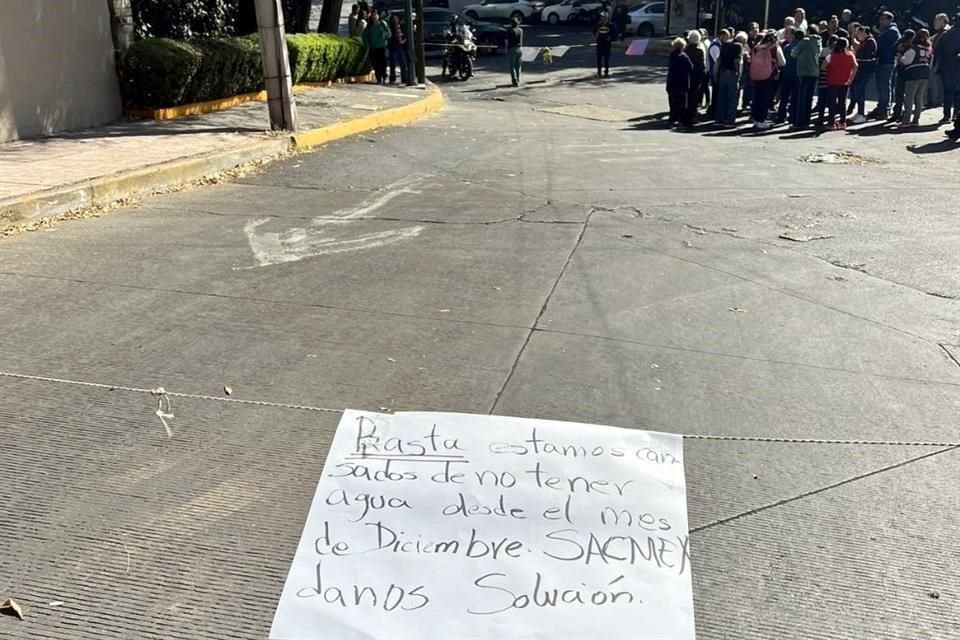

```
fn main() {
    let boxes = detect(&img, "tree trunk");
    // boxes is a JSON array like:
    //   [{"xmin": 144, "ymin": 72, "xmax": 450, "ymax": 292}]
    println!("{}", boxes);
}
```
[
  {"xmin": 318, "ymin": 0, "xmax": 344, "ymax": 33},
  {"xmin": 284, "ymin": 0, "xmax": 313, "ymax": 32}
]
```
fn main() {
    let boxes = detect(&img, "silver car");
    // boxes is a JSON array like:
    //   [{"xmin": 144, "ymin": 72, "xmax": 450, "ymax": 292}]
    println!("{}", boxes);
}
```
[
  {"xmin": 461, "ymin": 0, "xmax": 546, "ymax": 24},
  {"xmin": 626, "ymin": 1, "xmax": 665, "ymax": 37}
]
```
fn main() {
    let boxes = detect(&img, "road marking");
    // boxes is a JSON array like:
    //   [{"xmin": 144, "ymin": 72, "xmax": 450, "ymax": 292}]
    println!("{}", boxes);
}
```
[{"xmin": 243, "ymin": 176, "xmax": 428, "ymax": 267}]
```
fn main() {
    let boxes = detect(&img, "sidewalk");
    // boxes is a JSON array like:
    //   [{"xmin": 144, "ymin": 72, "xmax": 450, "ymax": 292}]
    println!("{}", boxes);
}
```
[{"xmin": 0, "ymin": 82, "xmax": 442, "ymax": 226}]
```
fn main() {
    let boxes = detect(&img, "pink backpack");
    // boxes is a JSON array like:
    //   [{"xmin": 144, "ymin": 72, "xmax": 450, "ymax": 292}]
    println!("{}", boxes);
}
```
[{"xmin": 750, "ymin": 45, "xmax": 775, "ymax": 81}]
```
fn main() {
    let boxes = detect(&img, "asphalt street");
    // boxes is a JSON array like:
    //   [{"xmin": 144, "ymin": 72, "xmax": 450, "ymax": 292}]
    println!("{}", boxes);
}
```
[{"xmin": 1, "ymin": 23, "xmax": 959, "ymax": 640}]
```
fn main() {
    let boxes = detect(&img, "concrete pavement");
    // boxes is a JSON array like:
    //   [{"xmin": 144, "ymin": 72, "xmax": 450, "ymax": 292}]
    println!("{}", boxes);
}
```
[{"xmin": 1, "ymin": 24, "xmax": 958, "ymax": 640}]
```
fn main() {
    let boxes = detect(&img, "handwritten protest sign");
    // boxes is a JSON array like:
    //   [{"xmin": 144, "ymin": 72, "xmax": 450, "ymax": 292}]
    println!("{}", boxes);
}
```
[{"xmin": 270, "ymin": 411, "xmax": 694, "ymax": 640}]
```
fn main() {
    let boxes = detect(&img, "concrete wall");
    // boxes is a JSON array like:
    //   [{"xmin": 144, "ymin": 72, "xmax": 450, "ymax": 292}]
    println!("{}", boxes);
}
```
[{"xmin": 0, "ymin": 0, "xmax": 121, "ymax": 143}]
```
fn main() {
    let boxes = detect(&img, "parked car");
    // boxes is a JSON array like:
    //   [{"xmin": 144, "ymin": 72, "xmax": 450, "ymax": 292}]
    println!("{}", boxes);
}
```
[
  {"xmin": 422, "ymin": 8, "xmax": 507, "ymax": 53},
  {"xmin": 625, "ymin": 0, "xmax": 664, "ymax": 36},
  {"xmin": 461, "ymin": 0, "xmax": 545, "ymax": 24},
  {"xmin": 540, "ymin": 0, "xmax": 602, "ymax": 25},
  {"xmin": 375, "ymin": 0, "xmax": 448, "ymax": 13}
]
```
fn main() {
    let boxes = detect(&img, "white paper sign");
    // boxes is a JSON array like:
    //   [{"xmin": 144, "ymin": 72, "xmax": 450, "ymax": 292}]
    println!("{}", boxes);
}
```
[
  {"xmin": 520, "ymin": 46, "xmax": 542, "ymax": 62},
  {"xmin": 270, "ymin": 411, "xmax": 695, "ymax": 640}
]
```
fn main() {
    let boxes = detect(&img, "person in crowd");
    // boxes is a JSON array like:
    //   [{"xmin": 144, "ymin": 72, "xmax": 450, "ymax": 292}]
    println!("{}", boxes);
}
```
[
  {"xmin": 749, "ymin": 31, "xmax": 785, "ymax": 129},
  {"xmin": 362, "ymin": 10, "xmax": 390, "ymax": 84},
  {"xmin": 823, "ymin": 36, "xmax": 857, "ymax": 129},
  {"xmin": 850, "ymin": 26, "xmax": 877, "ymax": 123},
  {"xmin": 871, "ymin": 11, "xmax": 900, "ymax": 120},
  {"xmin": 348, "ymin": 4, "xmax": 360, "ymax": 35},
  {"xmin": 387, "ymin": 14, "xmax": 410, "ymax": 85},
  {"xmin": 685, "ymin": 30, "xmax": 706, "ymax": 119},
  {"xmin": 740, "ymin": 22, "xmax": 761, "ymax": 111},
  {"xmin": 791, "ymin": 25, "xmax": 821, "ymax": 129},
  {"xmin": 839, "ymin": 9, "xmax": 853, "ymax": 33},
  {"xmin": 699, "ymin": 29, "xmax": 712, "ymax": 108},
  {"xmin": 794, "ymin": 7, "xmax": 808, "ymax": 34},
  {"xmin": 778, "ymin": 16, "xmax": 796, "ymax": 43},
  {"xmin": 931, "ymin": 13, "xmax": 952, "ymax": 121},
  {"xmin": 667, "ymin": 37, "xmax": 694, "ymax": 129},
  {"xmin": 505, "ymin": 16, "xmax": 523, "ymax": 87},
  {"xmin": 891, "ymin": 29, "xmax": 914, "ymax": 121},
  {"xmin": 707, "ymin": 30, "xmax": 724, "ymax": 119},
  {"xmin": 777, "ymin": 26, "xmax": 798, "ymax": 124},
  {"xmin": 898, "ymin": 28, "xmax": 932, "ymax": 127},
  {"xmin": 612, "ymin": 3, "xmax": 629, "ymax": 41},
  {"xmin": 714, "ymin": 30, "xmax": 743, "ymax": 127},
  {"xmin": 351, "ymin": 6, "xmax": 368, "ymax": 38},
  {"xmin": 822, "ymin": 14, "xmax": 847, "ymax": 44},
  {"xmin": 815, "ymin": 33, "xmax": 838, "ymax": 127},
  {"xmin": 595, "ymin": 12, "xmax": 615, "ymax": 77}
]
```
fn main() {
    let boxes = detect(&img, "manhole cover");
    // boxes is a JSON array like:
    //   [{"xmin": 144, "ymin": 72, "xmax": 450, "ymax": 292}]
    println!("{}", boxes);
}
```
[{"xmin": 798, "ymin": 151, "xmax": 882, "ymax": 165}]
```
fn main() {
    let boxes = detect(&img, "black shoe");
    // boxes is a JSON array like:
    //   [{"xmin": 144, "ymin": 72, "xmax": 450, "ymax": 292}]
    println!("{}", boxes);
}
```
[{"xmin": 947, "ymin": 127, "xmax": 960, "ymax": 139}]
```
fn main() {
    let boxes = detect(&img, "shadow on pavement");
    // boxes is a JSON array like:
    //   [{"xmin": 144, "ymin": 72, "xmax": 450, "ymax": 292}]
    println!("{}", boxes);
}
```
[{"xmin": 907, "ymin": 138, "xmax": 960, "ymax": 154}]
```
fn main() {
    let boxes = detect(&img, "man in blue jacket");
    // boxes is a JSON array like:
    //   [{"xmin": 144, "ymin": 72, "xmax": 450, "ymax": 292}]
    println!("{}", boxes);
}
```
[{"xmin": 871, "ymin": 11, "xmax": 900, "ymax": 119}]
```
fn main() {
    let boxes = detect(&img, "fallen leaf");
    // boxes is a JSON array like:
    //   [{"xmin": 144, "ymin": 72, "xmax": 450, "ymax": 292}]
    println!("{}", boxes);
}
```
[
  {"xmin": 1, "ymin": 598, "xmax": 24, "ymax": 620},
  {"xmin": 223, "ymin": 385, "xmax": 232, "ymax": 396}
]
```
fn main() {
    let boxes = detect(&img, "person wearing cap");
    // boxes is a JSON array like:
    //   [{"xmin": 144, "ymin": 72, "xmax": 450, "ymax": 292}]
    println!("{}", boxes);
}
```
[
  {"xmin": 505, "ymin": 17, "xmax": 523, "ymax": 87},
  {"xmin": 872, "ymin": 10, "xmax": 901, "ymax": 120},
  {"xmin": 594, "ymin": 12, "xmax": 615, "ymax": 77}
]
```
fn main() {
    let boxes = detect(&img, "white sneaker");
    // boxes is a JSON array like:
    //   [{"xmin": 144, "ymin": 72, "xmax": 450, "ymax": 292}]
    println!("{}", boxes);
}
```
[
  {"xmin": 850, "ymin": 113, "xmax": 867, "ymax": 124},
  {"xmin": 756, "ymin": 121, "xmax": 773, "ymax": 130}
]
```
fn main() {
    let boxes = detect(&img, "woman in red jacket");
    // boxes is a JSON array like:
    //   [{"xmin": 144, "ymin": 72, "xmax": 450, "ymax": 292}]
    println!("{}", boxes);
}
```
[{"xmin": 823, "ymin": 37, "xmax": 858, "ymax": 130}]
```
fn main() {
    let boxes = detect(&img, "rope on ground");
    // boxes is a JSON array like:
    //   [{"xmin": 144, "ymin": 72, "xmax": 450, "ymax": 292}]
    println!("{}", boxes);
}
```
[{"xmin": 1, "ymin": 370, "xmax": 958, "ymax": 447}]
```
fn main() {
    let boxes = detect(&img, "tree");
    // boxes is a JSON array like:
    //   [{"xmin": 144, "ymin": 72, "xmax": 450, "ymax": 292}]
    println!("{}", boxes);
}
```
[{"xmin": 283, "ymin": 0, "xmax": 314, "ymax": 32}]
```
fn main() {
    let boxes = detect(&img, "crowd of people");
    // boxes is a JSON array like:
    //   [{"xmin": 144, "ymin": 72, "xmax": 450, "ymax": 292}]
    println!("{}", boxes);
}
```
[
  {"xmin": 349, "ymin": 2, "xmax": 412, "ymax": 85},
  {"xmin": 665, "ymin": 7, "xmax": 960, "ymax": 139}
]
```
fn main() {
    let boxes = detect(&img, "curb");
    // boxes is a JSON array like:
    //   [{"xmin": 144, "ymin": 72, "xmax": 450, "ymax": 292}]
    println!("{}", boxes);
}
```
[
  {"xmin": 0, "ymin": 84, "xmax": 443, "ymax": 228},
  {"xmin": 128, "ymin": 74, "xmax": 376, "ymax": 121}
]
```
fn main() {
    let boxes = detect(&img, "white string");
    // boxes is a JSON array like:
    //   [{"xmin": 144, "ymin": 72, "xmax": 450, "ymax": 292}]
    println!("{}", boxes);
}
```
[{"xmin": 1, "ymin": 370, "xmax": 958, "ymax": 447}]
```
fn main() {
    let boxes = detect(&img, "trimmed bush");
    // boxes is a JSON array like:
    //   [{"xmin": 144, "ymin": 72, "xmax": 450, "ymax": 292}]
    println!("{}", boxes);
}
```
[{"xmin": 120, "ymin": 34, "xmax": 371, "ymax": 109}]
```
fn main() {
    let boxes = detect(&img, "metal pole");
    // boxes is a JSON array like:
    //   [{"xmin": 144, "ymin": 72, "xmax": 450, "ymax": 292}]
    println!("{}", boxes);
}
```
[
  {"xmin": 763, "ymin": 0, "xmax": 769, "ymax": 30},
  {"xmin": 713, "ymin": 0, "xmax": 719, "ymax": 34},
  {"xmin": 404, "ymin": 0, "xmax": 416, "ymax": 85},
  {"xmin": 254, "ymin": 0, "xmax": 298, "ymax": 131},
  {"xmin": 414, "ymin": 0, "xmax": 426, "ymax": 84}
]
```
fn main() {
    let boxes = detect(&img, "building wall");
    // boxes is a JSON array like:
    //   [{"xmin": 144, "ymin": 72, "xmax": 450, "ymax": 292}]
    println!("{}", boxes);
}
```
[{"xmin": 0, "ymin": 0, "xmax": 121, "ymax": 143}]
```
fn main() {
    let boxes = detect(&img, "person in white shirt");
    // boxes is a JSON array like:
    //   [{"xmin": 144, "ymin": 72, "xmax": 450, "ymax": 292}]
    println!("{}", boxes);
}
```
[{"xmin": 794, "ymin": 8, "xmax": 808, "ymax": 34}]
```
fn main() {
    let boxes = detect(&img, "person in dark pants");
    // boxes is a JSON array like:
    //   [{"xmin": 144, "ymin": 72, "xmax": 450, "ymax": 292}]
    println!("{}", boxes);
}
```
[
  {"xmin": 612, "ymin": 3, "xmax": 629, "ymax": 41},
  {"xmin": 749, "ymin": 32, "xmax": 784, "ymax": 130},
  {"xmin": 714, "ymin": 29, "xmax": 743, "ymax": 127},
  {"xmin": 891, "ymin": 29, "xmax": 915, "ymax": 121},
  {"xmin": 941, "ymin": 15, "xmax": 960, "ymax": 136},
  {"xmin": 849, "ymin": 26, "xmax": 877, "ymax": 123},
  {"xmin": 823, "ymin": 37, "xmax": 858, "ymax": 129},
  {"xmin": 685, "ymin": 30, "xmax": 706, "ymax": 123},
  {"xmin": 594, "ymin": 13, "xmax": 614, "ymax": 77},
  {"xmin": 505, "ymin": 17, "xmax": 523, "ymax": 87},
  {"xmin": 387, "ymin": 14, "xmax": 410, "ymax": 84},
  {"xmin": 667, "ymin": 37, "xmax": 694, "ymax": 128},
  {"xmin": 777, "ymin": 26, "xmax": 798, "ymax": 124},
  {"xmin": 791, "ymin": 26, "xmax": 822, "ymax": 130},
  {"xmin": 872, "ymin": 11, "xmax": 900, "ymax": 119},
  {"xmin": 362, "ymin": 11, "xmax": 390, "ymax": 84}
]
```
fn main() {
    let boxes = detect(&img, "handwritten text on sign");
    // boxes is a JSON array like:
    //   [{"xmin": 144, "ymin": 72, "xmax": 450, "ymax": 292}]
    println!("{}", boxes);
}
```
[{"xmin": 270, "ymin": 411, "xmax": 695, "ymax": 639}]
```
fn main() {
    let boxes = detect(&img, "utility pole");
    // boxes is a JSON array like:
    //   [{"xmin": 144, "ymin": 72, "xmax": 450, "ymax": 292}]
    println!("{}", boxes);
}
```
[
  {"xmin": 763, "ymin": 0, "xmax": 770, "ymax": 30},
  {"xmin": 404, "ymin": 0, "xmax": 416, "ymax": 85},
  {"xmin": 254, "ymin": 0, "xmax": 298, "ymax": 131},
  {"xmin": 414, "ymin": 0, "xmax": 426, "ymax": 84}
]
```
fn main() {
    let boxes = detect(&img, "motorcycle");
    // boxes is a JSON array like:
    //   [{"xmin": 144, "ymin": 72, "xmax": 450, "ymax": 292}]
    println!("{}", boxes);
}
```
[{"xmin": 441, "ymin": 24, "xmax": 477, "ymax": 81}]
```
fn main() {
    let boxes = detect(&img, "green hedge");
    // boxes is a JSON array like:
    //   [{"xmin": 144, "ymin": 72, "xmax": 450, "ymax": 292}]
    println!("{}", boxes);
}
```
[{"xmin": 120, "ymin": 34, "xmax": 371, "ymax": 109}]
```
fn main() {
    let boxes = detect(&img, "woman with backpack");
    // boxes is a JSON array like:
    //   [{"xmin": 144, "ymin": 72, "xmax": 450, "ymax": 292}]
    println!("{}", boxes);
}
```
[
  {"xmin": 899, "ymin": 29, "xmax": 933, "ymax": 127},
  {"xmin": 749, "ymin": 31, "xmax": 786, "ymax": 130},
  {"xmin": 823, "ymin": 37, "xmax": 858, "ymax": 130}
]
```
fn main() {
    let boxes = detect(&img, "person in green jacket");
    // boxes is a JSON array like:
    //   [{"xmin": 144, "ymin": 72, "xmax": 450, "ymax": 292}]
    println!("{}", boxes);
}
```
[
  {"xmin": 791, "ymin": 25, "xmax": 822, "ymax": 129},
  {"xmin": 363, "ymin": 11, "xmax": 391, "ymax": 84}
]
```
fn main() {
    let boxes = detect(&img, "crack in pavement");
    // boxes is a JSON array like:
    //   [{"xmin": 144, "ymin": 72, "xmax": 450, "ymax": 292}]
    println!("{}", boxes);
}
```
[{"xmin": 690, "ymin": 445, "xmax": 960, "ymax": 535}]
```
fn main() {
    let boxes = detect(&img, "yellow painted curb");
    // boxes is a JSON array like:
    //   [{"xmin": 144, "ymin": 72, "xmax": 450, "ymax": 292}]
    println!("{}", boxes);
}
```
[
  {"xmin": 291, "ymin": 85, "xmax": 444, "ymax": 151},
  {"xmin": 128, "ymin": 73, "xmax": 376, "ymax": 121}
]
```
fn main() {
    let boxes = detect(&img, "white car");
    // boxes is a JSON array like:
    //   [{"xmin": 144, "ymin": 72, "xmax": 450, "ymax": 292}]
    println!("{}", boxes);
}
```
[
  {"xmin": 461, "ymin": 0, "xmax": 546, "ymax": 24},
  {"xmin": 625, "ymin": 1, "xmax": 665, "ymax": 36},
  {"xmin": 540, "ymin": 0, "xmax": 602, "ymax": 25}
]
